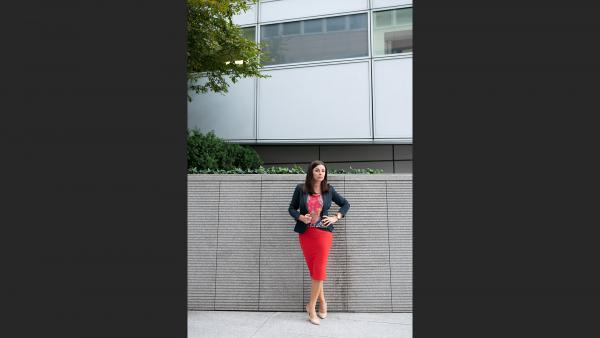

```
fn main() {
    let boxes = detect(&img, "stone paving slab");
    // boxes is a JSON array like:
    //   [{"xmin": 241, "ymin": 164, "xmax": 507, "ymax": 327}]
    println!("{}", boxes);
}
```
[{"xmin": 189, "ymin": 311, "xmax": 412, "ymax": 338}]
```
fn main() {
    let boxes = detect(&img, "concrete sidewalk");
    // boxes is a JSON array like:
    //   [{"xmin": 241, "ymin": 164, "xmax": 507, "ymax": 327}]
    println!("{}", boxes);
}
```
[{"xmin": 189, "ymin": 311, "xmax": 412, "ymax": 338}]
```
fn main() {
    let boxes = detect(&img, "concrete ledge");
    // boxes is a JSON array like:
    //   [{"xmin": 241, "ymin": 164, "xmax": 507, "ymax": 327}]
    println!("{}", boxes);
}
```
[{"xmin": 187, "ymin": 173, "xmax": 412, "ymax": 181}]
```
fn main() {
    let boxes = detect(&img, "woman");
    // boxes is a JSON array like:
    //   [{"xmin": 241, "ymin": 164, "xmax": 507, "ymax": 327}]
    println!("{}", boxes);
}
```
[{"xmin": 288, "ymin": 160, "xmax": 350, "ymax": 325}]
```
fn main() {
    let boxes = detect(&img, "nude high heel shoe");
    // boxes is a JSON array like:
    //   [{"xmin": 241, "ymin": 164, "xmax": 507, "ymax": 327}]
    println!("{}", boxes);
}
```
[
  {"xmin": 317, "ymin": 301, "xmax": 327, "ymax": 319},
  {"xmin": 306, "ymin": 304, "xmax": 321, "ymax": 325}
]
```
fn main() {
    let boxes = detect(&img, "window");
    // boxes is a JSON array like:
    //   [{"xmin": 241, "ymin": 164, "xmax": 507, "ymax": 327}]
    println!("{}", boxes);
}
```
[
  {"xmin": 303, "ymin": 18, "xmax": 323, "ymax": 34},
  {"xmin": 282, "ymin": 21, "xmax": 301, "ymax": 36},
  {"xmin": 349, "ymin": 13, "xmax": 367, "ymax": 30},
  {"xmin": 261, "ymin": 13, "xmax": 368, "ymax": 65},
  {"xmin": 373, "ymin": 8, "xmax": 413, "ymax": 56},
  {"xmin": 374, "ymin": 11, "xmax": 393, "ymax": 27},
  {"xmin": 241, "ymin": 26, "xmax": 255, "ymax": 42},
  {"xmin": 396, "ymin": 8, "xmax": 412, "ymax": 23},
  {"xmin": 326, "ymin": 16, "xmax": 346, "ymax": 32},
  {"xmin": 262, "ymin": 24, "xmax": 279, "ymax": 38}
]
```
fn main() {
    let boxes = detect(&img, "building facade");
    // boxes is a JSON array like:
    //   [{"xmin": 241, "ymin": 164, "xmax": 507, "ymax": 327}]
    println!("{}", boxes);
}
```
[{"xmin": 188, "ymin": 0, "xmax": 413, "ymax": 173}]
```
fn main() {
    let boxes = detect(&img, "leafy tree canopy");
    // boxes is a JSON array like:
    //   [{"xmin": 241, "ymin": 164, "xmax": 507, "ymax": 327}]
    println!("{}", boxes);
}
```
[{"xmin": 187, "ymin": 0, "xmax": 268, "ymax": 100}]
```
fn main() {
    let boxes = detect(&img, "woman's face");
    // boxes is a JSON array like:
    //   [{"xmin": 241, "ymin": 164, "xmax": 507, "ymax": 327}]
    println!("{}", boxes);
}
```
[{"xmin": 312, "ymin": 164, "xmax": 326, "ymax": 182}]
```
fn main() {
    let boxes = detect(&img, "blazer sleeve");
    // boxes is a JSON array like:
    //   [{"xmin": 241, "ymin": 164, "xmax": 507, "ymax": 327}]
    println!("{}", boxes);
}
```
[
  {"xmin": 331, "ymin": 186, "xmax": 350, "ymax": 217},
  {"xmin": 288, "ymin": 184, "xmax": 302, "ymax": 221}
]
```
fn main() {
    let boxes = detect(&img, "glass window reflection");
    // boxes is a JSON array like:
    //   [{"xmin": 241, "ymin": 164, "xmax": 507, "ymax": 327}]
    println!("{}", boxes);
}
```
[{"xmin": 373, "ymin": 8, "xmax": 413, "ymax": 55}]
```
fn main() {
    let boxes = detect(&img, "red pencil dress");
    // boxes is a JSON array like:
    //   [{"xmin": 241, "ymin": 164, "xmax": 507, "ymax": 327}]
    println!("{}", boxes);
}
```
[{"xmin": 299, "ymin": 193, "xmax": 333, "ymax": 281}]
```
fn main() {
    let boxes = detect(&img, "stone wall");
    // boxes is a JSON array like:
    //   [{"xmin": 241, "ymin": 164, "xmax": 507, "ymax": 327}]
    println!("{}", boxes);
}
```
[{"xmin": 188, "ymin": 174, "xmax": 412, "ymax": 312}]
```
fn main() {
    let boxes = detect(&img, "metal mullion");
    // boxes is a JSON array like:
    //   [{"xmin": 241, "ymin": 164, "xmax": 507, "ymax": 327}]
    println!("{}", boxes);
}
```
[
  {"xmin": 372, "ymin": 53, "xmax": 413, "ymax": 61},
  {"xmin": 371, "ymin": 4, "xmax": 413, "ymax": 13},
  {"xmin": 261, "ymin": 57, "xmax": 370, "ymax": 72},
  {"xmin": 259, "ymin": 9, "xmax": 370, "ymax": 26},
  {"xmin": 256, "ymin": 3, "xmax": 261, "ymax": 142},
  {"xmin": 368, "ymin": 8, "xmax": 374, "ymax": 141}
]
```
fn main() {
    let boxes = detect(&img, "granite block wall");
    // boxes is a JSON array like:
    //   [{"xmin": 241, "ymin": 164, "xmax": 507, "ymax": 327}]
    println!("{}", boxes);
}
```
[{"xmin": 188, "ymin": 174, "xmax": 412, "ymax": 312}]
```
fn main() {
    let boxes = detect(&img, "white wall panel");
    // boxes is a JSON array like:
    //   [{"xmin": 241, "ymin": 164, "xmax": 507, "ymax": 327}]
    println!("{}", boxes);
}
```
[
  {"xmin": 373, "ymin": 57, "xmax": 412, "ymax": 139},
  {"xmin": 372, "ymin": 0, "xmax": 412, "ymax": 9},
  {"xmin": 260, "ymin": 0, "xmax": 368, "ymax": 23},
  {"xmin": 232, "ymin": 3, "xmax": 257, "ymax": 26},
  {"xmin": 188, "ymin": 78, "xmax": 255, "ymax": 140},
  {"xmin": 258, "ymin": 62, "xmax": 371, "ymax": 141}
]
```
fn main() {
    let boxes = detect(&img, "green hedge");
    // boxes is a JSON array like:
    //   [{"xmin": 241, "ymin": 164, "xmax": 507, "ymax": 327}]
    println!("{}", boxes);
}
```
[
  {"xmin": 188, "ymin": 165, "xmax": 384, "ymax": 174},
  {"xmin": 187, "ymin": 129, "xmax": 263, "ymax": 170},
  {"xmin": 188, "ymin": 129, "xmax": 385, "ymax": 174}
]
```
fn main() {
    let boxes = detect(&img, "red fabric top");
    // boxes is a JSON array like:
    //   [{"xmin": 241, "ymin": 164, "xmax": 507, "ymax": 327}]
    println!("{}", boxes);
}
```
[{"xmin": 307, "ymin": 193, "xmax": 323, "ymax": 225}]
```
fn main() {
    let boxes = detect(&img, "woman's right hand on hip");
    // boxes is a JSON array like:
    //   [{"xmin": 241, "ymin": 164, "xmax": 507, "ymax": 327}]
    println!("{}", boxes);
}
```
[{"xmin": 299, "ymin": 213, "xmax": 312, "ymax": 224}]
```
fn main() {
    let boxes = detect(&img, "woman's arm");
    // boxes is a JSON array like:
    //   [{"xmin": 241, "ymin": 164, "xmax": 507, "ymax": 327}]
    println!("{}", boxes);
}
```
[
  {"xmin": 331, "ymin": 186, "xmax": 350, "ymax": 218},
  {"xmin": 288, "ymin": 184, "xmax": 302, "ymax": 221}
]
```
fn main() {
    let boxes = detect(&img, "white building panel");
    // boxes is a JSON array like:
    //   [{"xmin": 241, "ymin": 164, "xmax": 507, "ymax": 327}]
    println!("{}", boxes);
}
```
[
  {"xmin": 258, "ymin": 62, "xmax": 371, "ymax": 141},
  {"xmin": 373, "ymin": 57, "xmax": 412, "ymax": 139},
  {"xmin": 260, "ymin": 0, "xmax": 368, "ymax": 23},
  {"xmin": 188, "ymin": 78, "xmax": 255, "ymax": 140},
  {"xmin": 232, "ymin": 3, "xmax": 257, "ymax": 26},
  {"xmin": 372, "ymin": 0, "xmax": 412, "ymax": 9}
]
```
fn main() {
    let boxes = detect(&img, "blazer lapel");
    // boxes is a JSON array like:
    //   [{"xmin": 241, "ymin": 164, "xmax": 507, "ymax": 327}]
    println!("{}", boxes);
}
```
[
  {"xmin": 300, "ymin": 190, "xmax": 308, "ymax": 213},
  {"xmin": 323, "ymin": 190, "xmax": 331, "ymax": 211}
]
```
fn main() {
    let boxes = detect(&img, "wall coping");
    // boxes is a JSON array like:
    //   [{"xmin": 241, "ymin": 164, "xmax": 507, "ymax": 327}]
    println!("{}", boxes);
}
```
[{"xmin": 188, "ymin": 174, "xmax": 412, "ymax": 181}]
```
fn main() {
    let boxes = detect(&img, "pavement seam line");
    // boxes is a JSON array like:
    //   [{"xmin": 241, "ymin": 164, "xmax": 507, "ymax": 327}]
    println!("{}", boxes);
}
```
[
  {"xmin": 250, "ymin": 311, "xmax": 279, "ymax": 338},
  {"xmin": 214, "ymin": 180, "xmax": 221, "ymax": 311},
  {"xmin": 385, "ymin": 181, "xmax": 393, "ymax": 312},
  {"xmin": 330, "ymin": 317, "xmax": 411, "ymax": 325},
  {"xmin": 258, "ymin": 177, "xmax": 262, "ymax": 311}
]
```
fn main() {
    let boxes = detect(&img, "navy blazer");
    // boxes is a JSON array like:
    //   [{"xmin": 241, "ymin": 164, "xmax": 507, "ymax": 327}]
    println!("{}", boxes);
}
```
[{"xmin": 288, "ymin": 183, "xmax": 350, "ymax": 234}]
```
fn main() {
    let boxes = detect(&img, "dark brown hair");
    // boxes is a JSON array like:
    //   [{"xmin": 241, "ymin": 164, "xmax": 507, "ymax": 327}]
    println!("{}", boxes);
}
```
[{"xmin": 303, "ymin": 160, "xmax": 330, "ymax": 194}]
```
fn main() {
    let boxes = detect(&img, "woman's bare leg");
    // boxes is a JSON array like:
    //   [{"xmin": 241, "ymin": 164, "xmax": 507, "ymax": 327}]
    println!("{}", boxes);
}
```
[
  {"xmin": 308, "ymin": 279, "xmax": 323, "ymax": 316},
  {"xmin": 318, "ymin": 283, "xmax": 326, "ymax": 312}
]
